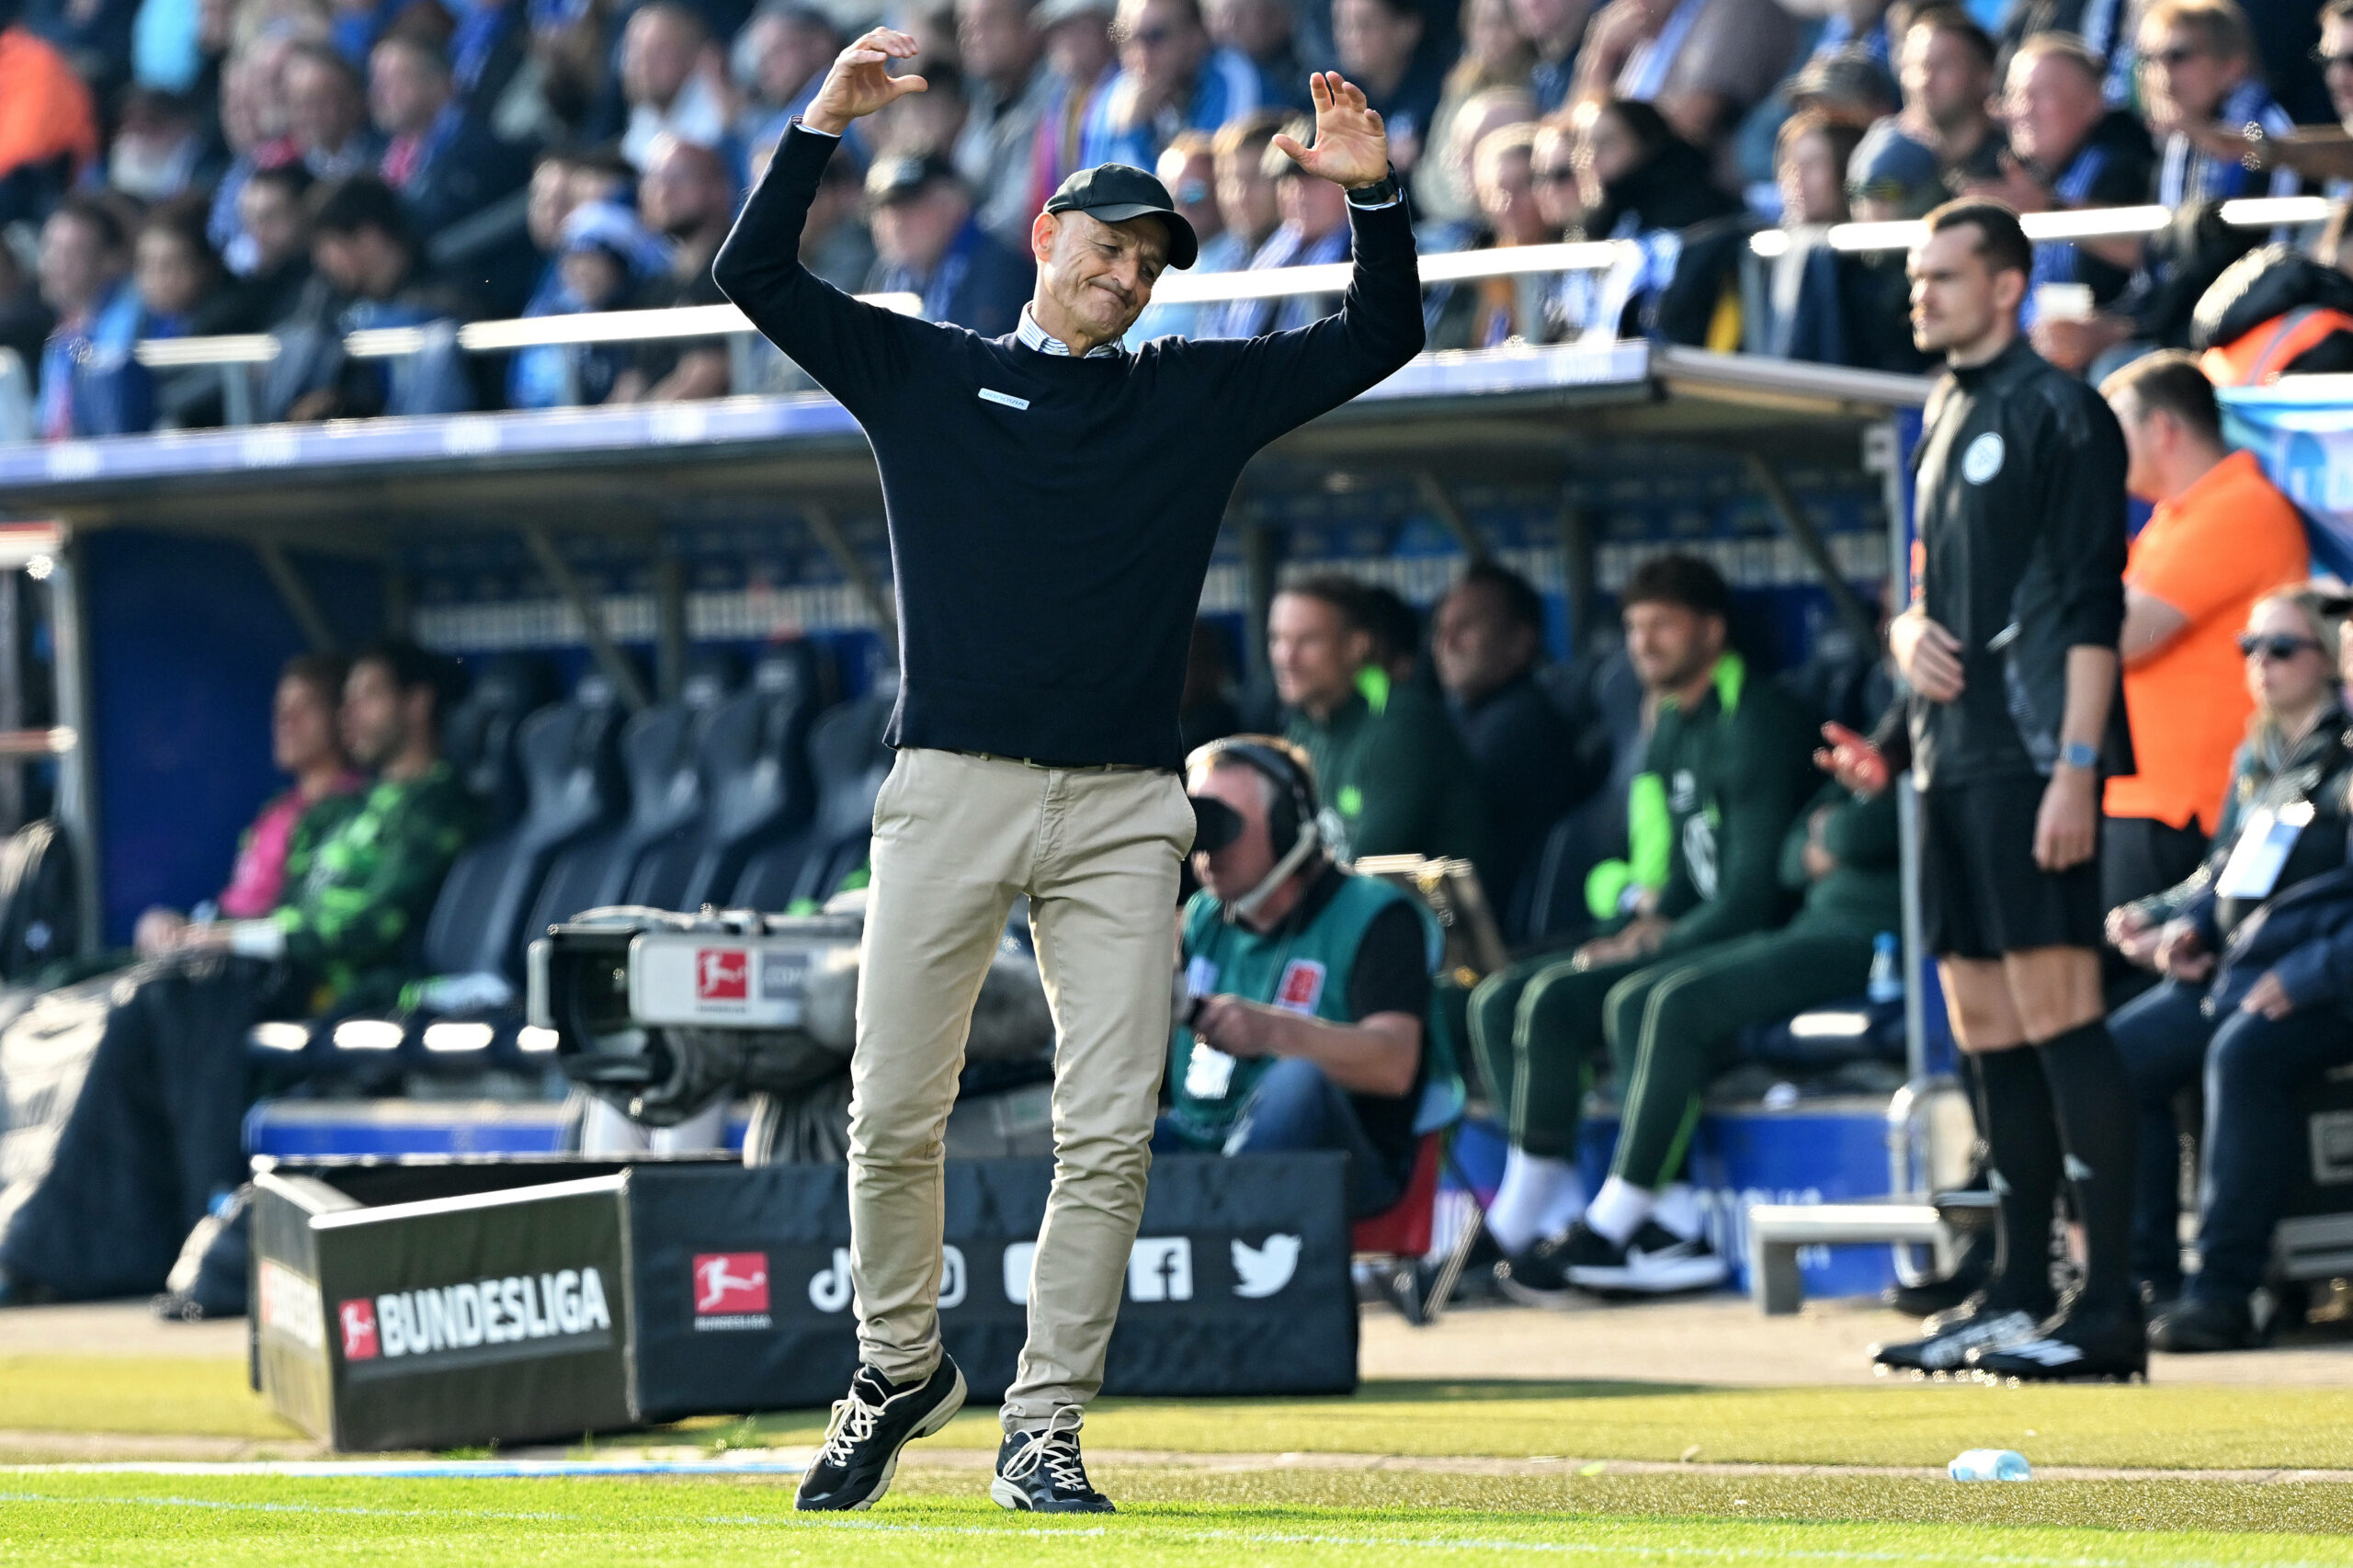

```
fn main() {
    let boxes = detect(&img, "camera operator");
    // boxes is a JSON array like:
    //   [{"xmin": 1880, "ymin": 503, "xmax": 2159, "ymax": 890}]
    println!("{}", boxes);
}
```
[{"xmin": 1158, "ymin": 736, "xmax": 1432, "ymax": 1220}]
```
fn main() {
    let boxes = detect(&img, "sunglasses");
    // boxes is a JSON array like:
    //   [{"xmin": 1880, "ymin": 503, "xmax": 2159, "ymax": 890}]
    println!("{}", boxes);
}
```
[
  {"xmin": 2314, "ymin": 48, "xmax": 2353, "ymax": 70},
  {"xmin": 2238, "ymin": 632, "xmax": 2325, "ymax": 661},
  {"xmin": 1534, "ymin": 166, "xmax": 1578, "ymax": 184}
]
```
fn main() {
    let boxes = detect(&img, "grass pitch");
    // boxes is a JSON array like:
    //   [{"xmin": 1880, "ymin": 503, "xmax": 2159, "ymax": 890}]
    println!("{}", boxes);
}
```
[
  {"xmin": 1, "ymin": 1471, "xmax": 2347, "ymax": 1567},
  {"xmin": 6, "ymin": 1353, "xmax": 2351, "ymax": 1563}
]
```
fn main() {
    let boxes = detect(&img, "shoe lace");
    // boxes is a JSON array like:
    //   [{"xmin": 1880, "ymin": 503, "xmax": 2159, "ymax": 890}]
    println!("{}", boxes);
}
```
[
  {"xmin": 818, "ymin": 1381, "xmax": 886, "ymax": 1470},
  {"xmin": 1002, "ymin": 1406, "xmax": 1090, "ymax": 1493}
]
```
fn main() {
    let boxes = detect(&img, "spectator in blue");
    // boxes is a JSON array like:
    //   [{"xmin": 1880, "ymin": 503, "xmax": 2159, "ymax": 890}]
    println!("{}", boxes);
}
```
[
  {"xmin": 1892, "ymin": 6, "xmax": 2002, "ymax": 187},
  {"xmin": 1122, "ymin": 128, "xmax": 1222, "ymax": 341},
  {"xmin": 619, "ymin": 2, "xmax": 736, "ymax": 172},
  {"xmin": 447, "ymin": 0, "xmax": 530, "ymax": 115},
  {"xmin": 1197, "ymin": 120, "xmax": 1353, "ymax": 336},
  {"xmin": 1511, "ymin": 0, "xmax": 1593, "ymax": 114},
  {"xmin": 1205, "ymin": 0, "xmax": 1307, "ymax": 110},
  {"xmin": 953, "ymin": 0, "xmax": 1056, "ymax": 251},
  {"xmin": 107, "ymin": 86, "xmax": 218, "ymax": 201},
  {"xmin": 262, "ymin": 175, "xmax": 478, "ymax": 421},
  {"xmin": 1079, "ymin": 0, "xmax": 1262, "ymax": 170},
  {"xmin": 611, "ymin": 136, "xmax": 740, "ymax": 403},
  {"xmin": 370, "ymin": 30, "xmax": 530, "ymax": 242},
  {"xmin": 732, "ymin": 1, "xmax": 847, "ymax": 149},
  {"xmin": 509, "ymin": 200, "xmax": 671, "ymax": 408},
  {"xmin": 285, "ymin": 41, "xmax": 386, "ymax": 182},
  {"xmin": 1959, "ymin": 33, "xmax": 2150, "ymax": 315},
  {"xmin": 862, "ymin": 153, "xmax": 1036, "ymax": 338},
  {"xmin": 207, "ymin": 162, "xmax": 313, "ymax": 334},
  {"xmin": 34, "ymin": 196, "xmax": 149, "ymax": 439},
  {"xmin": 2033, "ymin": 0, "xmax": 2292, "ymax": 375},
  {"xmin": 1335, "ymin": 0, "xmax": 1444, "ymax": 173}
]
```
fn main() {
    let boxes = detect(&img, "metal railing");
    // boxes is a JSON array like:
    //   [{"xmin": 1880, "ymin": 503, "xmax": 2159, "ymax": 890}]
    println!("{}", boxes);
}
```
[{"xmin": 7, "ymin": 194, "xmax": 2337, "ymax": 439}]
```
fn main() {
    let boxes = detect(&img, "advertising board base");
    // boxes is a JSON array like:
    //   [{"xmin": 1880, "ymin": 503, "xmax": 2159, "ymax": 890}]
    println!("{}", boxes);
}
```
[{"xmin": 251, "ymin": 1152, "xmax": 1355, "ymax": 1451}]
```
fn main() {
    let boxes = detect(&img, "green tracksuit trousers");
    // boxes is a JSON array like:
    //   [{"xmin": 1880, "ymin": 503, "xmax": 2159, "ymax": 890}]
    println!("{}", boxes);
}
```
[{"xmin": 1468, "ymin": 918, "xmax": 1876, "ymax": 1174}]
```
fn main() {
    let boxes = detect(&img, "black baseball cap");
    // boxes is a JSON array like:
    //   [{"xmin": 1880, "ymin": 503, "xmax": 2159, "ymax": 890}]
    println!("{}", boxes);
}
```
[
  {"xmin": 1043, "ymin": 163, "xmax": 1199, "ymax": 268},
  {"xmin": 866, "ymin": 153, "xmax": 961, "ymax": 207}
]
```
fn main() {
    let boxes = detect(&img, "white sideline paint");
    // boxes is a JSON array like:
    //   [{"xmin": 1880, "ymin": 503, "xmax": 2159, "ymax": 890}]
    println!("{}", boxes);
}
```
[
  {"xmin": 3, "ymin": 1458, "xmax": 805, "ymax": 1478},
  {"xmin": 0, "ymin": 1485, "xmax": 2339, "ymax": 1567}
]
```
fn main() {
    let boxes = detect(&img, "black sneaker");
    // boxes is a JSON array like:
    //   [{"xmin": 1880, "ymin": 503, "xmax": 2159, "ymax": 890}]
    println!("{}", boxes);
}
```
[
  {"xmin": 1871, "ymin": 1301, "xmax": 2042, "ymax": 1378},
  {"xmin": 794, "ymin": 1358, "xmax": 967, "ymax": 1511},
  {"xmin": 1491, "ymin": 1227, "xmax": 1585, "ymax": 1307},
  {"xmin": 1562, "ymin": 1220, "xmax": 1728, "ymax": 1296},
  {"xmin": 2148, "ymin": 1292, "xmax": 2263, "ymax": 1354},
  {"xmin": 1967, "ymin": 1298, "xmax": 2149, "ymax": 1383},
  {"xmin": 991, "ymin": 1409, "xmax": 1113, "ymax": 1514}
]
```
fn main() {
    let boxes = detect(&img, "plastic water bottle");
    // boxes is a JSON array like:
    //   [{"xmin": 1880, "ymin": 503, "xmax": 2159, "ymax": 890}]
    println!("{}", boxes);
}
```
[
  {"xmin": 1948, "ymin": 1449, "xmax": 2032, "ymax": 1482},
  {"xmin": 1868, "ymin": 932, "xmax": 1903, "ymax": 1005}
]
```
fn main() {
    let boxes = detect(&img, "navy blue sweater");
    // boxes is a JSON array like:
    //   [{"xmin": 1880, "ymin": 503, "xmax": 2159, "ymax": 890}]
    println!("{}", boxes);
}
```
[{"xmin": 712, "ymin": 124, "xmax": 1426, "ymax": 768}]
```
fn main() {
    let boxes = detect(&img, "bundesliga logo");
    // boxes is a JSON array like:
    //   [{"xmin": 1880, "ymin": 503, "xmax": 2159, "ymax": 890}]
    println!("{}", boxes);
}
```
[
  {"xmin": 697, "ymin": 948, "xmax": 748, "ymax": 1002},
  {"xmin": 338, "ymin": 1267, "xmax": 612, "ymax": 1361},
  {"xmin": 692, "ymin": 1252, "xmax": 772, "ymax": 1331}
]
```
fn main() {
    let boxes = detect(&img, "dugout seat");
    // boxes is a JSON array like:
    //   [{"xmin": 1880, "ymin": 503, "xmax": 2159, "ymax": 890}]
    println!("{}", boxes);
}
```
[
  {"xmin": 630, "ymin": 645, "xmax": 821, "ymax": 911},
  {"xmin": 443, "ymin": 654, "xmax": 558, "ymax": 827},
  {"xmin": 533, "ymin": 666, "xmax": 734, "ymax": 920},
  {"xmin": 768, "ymin": 671, "xmax": 897, "ymax": 912}
]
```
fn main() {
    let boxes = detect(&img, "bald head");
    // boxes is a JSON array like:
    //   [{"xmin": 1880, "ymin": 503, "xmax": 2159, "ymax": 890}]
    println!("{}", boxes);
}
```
[{"xmin": 640, "ymin": 136, "xmax": 733, "ymax": 240}]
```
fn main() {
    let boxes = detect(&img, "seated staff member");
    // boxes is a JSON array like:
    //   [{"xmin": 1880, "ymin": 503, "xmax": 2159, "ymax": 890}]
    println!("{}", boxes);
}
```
[
  {"xmin": 1158, "ymin": 736, "xmax": 1432, "ymax": 1220},
  {"xmin": 1508, "ymin": 775, "xmax": 1901, "ymax": 1299},
  {"xmin": 0, "ymin": 641, "xmax": 483, "ymax": 1306},
  {"xmin": 1469, "ymin": 553, "xmax": 1818, "ymax": 1269},
  {"xmin": 1273, "ymin": 573, "xmax": 1486, "ymax": 867},
  {"xmin": 2096, "ymin": 351, "xmax": 2307, "ymax": 987},
  {"xmin": 133, "ymin": 653, "xmax": 364, "ymax": 957},
  {"xmin": 2109, "ymin": 587, "xmax": 2353, "ymax": 1350}
]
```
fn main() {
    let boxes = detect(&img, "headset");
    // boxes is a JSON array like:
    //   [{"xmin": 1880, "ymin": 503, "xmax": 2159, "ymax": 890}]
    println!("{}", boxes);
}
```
[{"xmin": 1185, "ymin": 735, "xmax": 1324, "ymax": 925}]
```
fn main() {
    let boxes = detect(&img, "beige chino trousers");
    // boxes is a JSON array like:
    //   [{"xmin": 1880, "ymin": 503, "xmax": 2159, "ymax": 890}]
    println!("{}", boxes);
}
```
[{"xmin": 849, "ymin": 746, "xmax": 1194, "ymax": 1429}]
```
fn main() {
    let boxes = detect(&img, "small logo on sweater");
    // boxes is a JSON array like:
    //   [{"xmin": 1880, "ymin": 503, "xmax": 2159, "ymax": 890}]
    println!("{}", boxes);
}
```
[
  {"xmin": 977, "ymin": 388, "xmax": 1029, "ymax": 410},
  {"xmin": 1275, "ymin": 959, "xmax": 1326, "ymax": 1013},
  {"xmin": 1961, "ymin": 431, "xmax": 2005, "ymax": 483}
]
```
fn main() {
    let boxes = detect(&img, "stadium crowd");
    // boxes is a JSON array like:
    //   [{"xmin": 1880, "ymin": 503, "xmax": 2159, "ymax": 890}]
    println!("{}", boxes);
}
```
[{"xmin": 3, "ymin": 0, "xmax": 2351, "ymax": 433}]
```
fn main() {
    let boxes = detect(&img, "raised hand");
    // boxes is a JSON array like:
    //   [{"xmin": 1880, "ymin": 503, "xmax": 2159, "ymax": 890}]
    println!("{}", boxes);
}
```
[
  {"xmin": 1272, "ymin": 72, "xmax": 1391, "ymax": 190},
  {"xmin": 803, "ymin": 27, "xmax": 926, "ymax": 136}
]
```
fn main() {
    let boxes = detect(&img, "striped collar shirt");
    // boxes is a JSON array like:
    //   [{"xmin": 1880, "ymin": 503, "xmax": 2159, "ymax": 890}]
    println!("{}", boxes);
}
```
[{"xmin": 1017, "ymin": 304, "xmax": 1122, "ymax": 358}]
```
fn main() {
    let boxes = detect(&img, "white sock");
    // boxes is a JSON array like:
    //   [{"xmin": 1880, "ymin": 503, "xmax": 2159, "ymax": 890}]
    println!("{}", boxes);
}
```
[
  {"xmin": 1486, "ymin": 1150, "xmax": 1580, "ymax": 1253},
  {"xmin": 1585, "ymin": 1175, "xmax": 1656, "ymax": 1246},
  {"xmin": 1653, "ymin": 1182, "xmax": 1704, "ymax": 1242},
  {"xmin": 1536, "ymin": 1165, "xmax": 1588, "ymax": 1238}
]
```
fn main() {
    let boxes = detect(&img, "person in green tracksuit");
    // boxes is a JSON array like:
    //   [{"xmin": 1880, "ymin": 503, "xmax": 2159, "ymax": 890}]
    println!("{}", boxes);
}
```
[
  {"xmin": 1468, "ymin": 554, "xmax": 1818, "ymax": 1290},
  {"xmin": 0, "ymin": 639, "xmax": 483, "ymax": 1305},
  {"xmin": 1272, "ymin": 574, "xmax": 1486, "ymax": 867},
  {"xmin": 1521, "ymin": 778, "xmax": 1901, "ymax": 1296}
]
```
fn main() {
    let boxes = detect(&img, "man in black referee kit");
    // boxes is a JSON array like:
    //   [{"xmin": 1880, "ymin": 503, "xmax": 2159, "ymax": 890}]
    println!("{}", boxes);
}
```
[
  {"xmin": 713, "ymin": 30, "xmax": 1422, "ymax": 1512},
  {"xmin": 1822, "ymin": 199, "xmax": 2144, "ymax": 1383}
]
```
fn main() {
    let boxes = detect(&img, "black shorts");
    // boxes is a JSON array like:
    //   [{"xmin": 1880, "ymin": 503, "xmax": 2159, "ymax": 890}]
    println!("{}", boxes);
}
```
[{"xmin": 1919, "ymin": 777, "xmax": 2104, "ymax": 960}]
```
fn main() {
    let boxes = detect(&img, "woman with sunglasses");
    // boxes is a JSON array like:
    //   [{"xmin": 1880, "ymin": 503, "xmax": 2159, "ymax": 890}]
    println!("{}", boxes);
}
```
[{"xmin": 2106, "ymin": 585, "xmax": 2353, "ymax": 1352}]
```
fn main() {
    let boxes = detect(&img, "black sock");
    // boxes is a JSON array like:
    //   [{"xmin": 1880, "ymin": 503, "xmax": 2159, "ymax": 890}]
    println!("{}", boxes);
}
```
[
  {"xmin": 1972, "ymin": 1047, "xmax": 2061, "ymax": 1317},
  {"xmin": 2033, "ymin": 1018, "xmax": 2138, "ymax": 1312}
]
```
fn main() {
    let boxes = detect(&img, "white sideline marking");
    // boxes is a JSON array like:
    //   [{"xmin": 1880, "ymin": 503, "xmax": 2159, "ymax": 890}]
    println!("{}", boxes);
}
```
[
  {"xmin": 3, "ymin": 1459, "xmax": 805, "ymax": 1479},
  {"xmin": 0, "ymin": 1488, "xmax": 2335, "ymax": 1568}
]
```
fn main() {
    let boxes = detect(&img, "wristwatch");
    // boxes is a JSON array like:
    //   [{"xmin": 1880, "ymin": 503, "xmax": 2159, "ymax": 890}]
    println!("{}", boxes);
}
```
[
  {"xmin": 2060, "ymin": 740, "xmax": 2099, "ymax": 773},
  {"xmin": 1346, "ymin": 167, "xmax": 1402, "ymax": 207}
]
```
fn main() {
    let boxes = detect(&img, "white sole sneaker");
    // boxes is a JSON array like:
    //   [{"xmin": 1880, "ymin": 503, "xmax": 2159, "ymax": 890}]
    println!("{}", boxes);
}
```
[
  {"xmin": 829, "ymin": 1362, "xmax": 969, "ymax": 1512},
  {"xmin": 1565, "ymin": 1245, "xmax": 1729, "ymax": 1295}
]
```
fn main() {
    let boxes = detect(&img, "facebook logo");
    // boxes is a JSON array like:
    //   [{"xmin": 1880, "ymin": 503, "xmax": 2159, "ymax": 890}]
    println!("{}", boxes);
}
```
[{"xmin": 1126, "ymin": 1237, "xmax": 1194, "ymax": 1302}]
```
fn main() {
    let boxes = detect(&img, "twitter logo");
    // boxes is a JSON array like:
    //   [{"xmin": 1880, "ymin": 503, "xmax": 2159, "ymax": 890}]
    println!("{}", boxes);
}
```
[{"xmin": 1230, "ymin": 1234, "xmax": 1301, "ymax": 1299}]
